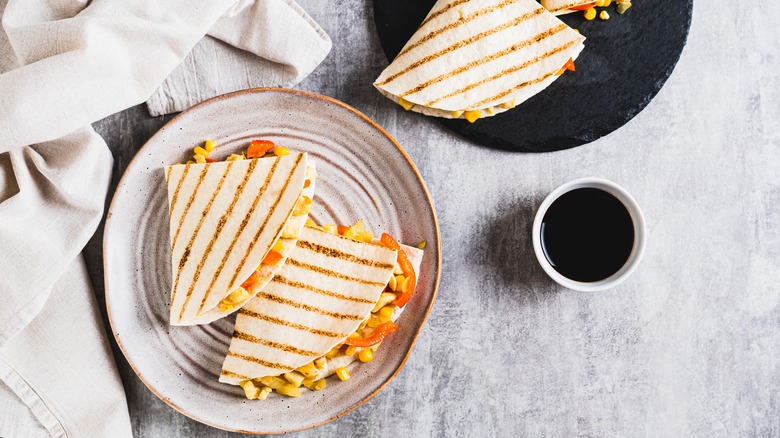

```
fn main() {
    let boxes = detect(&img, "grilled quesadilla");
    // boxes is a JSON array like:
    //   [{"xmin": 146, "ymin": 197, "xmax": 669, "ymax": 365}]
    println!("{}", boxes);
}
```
[
  {"xmin": 373, "ymin": 0, "xmax": 585, "ymax": 122},
  {"xmin": 219, "ymin": 225, "xmax": 400, "ymax": 388},
  {"xmin": 165, "ymin": 151, "xmax": 310, "ymax": 326}
]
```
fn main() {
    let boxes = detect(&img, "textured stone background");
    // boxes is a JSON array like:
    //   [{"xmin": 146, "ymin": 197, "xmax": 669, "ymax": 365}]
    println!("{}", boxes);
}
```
[{"xmin": 85, "ymin": 0, "xmax": 779, "ymax": 436}]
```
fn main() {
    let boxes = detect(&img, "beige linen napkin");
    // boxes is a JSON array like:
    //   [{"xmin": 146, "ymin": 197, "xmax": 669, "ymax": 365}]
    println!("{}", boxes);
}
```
[{"xmin": 0, "ymin": 0, "xmax": 331, "ymax": 435}]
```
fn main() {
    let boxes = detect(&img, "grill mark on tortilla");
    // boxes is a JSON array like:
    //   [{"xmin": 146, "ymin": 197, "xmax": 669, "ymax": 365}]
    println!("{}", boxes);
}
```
[
  {"xmin": 170, "ymin": 162, "xmax": 233, "ymax": 311},
  {"xmin": 240, "ymin": 309, "xmax": 346, "ymax": 338},
  {"xmin": 417, "ymin": 0, "xmax": 470, "ymax": 31},
  {"xmin": 285, "ymin": 258, "xmax": 387, "ymax": 287},
  {"xmin": 171, "ymin": 165, "xmax": 210, "ymax": 252},
  {"xmin": 272, "ymin": 275, "xmax": 376, "ymax": 304},
  {"xmin": 375, "ymin": 8, "xmax": 546, "ymax": 87},
  {"xmin": 470, "ymin": 68, "xmax": 560, "ymax": 108},
  {"xmin": 168, "ymin": 164, "xmax": 190, "ymax": 219},
  {"xmin": 396, "ymin": 0, "xmax": 515, "ymax": 59},
  {"xmin": 402, "ymin": 24, "xmax": 569, "ymax": 99},
  {"xmin": 296, "ymin": 240, "xmax": 395, "ymax": 269},
  {"xmin": 220, "ymin": 369, "xmax": 252, "ymax": 380},
  {"xmin": 426, "ymin": 33, "xmax": 577, "ymax": 107},
  {"xmin": 195, "ymin": 158, "xmax": 281, "ymax": 316},
  {"xmin": 177, "ymin": 160, "xmax": 257, "ymax": 321},
  {"xmin": 165, "ymin": 167, "xmax": 172, "ymax": 184},
  {"xmin": 227, "ymin": 351, "xmax": 290, "ymax": 370},
  {"xmin": 549, "ymin": 0, "xmax": 591, "ymax": 13},
  {"xmin": 233, "ymin": 330, "xmax": 320, "ymax": 356},
  {"xmin": 307, "ymin": 226, "xmax": 383, "ymax": 247},
  {"xmin": 255, "ymin": 291, "xmax": 364, "ymax": 321},
  {"xmin": 225, "ymin": 154, "xmax": 304, "ymax": 291}
]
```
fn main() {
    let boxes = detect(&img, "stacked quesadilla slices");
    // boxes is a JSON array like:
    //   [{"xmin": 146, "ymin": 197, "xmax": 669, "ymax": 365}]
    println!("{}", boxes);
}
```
[
  {"xmin": 165, "ymin": 152, "xmax": 311, "ymax": 326},
  {"xmin": 219, "ymin": 225, "xmax": 399, "ymax": 388},
  {"xmin": 374, "ymin": 0, "xmax": 585, "ymax": 122}
]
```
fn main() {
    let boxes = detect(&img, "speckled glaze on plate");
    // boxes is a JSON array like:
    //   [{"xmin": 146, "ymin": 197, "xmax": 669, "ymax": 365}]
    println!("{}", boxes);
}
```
[{"xmin": 103, "ymin": 88, "xmax": 441, "ymax": 434}]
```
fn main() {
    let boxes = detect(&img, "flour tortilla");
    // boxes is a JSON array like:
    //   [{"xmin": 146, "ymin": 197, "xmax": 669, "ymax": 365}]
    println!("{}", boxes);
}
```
[
  {"xmin": 308, "ymin": 244, "xmax": 424, "ymax": 381},
  {"xmin": 185, "ymin": 161, "xmax": 318, "ymax": 325},
  {"xmin": 540, "ymin": 0, "xmax": 594, "ymax": 15},
  {"xmin": 219, "ymin": 226, "xmax": 399, "ymax": 385},
  {"xmin": 374, "ymin": 0, "xmax": 585, "ymax": 119},
  {"xmin": 165, "ymin": 153, "xmax": 308, "ymax": 326}
]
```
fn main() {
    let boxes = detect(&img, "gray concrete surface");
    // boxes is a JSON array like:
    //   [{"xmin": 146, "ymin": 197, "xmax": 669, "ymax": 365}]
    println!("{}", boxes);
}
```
[{"xmin": 86, "ymin": 0, "xmax": 779, "ymax": 436}]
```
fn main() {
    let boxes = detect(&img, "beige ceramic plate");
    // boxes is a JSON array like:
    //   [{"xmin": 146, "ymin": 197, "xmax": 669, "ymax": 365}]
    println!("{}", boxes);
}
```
[{"xmin": 104, "ymin": 88, "xmax": 440, "ymax": 433}]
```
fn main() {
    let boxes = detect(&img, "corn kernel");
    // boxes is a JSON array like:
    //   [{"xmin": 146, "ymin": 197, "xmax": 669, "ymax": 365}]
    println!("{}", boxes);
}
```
[
  {"xmin": 356, "ymin": 231, "xmax": 373, "ymax": 243},
  {"xmin": 397, "ymin": 97, "xmax": 415, "ymax": 111},
  {"xmin": 313, "ymin": 357, "xmax": 327, "ymax": 369},
  {"xmin": 594, "ymin": 0, "xmax": 605, "ymax": 6},
  {"xmin": 499, "ymin": 99, "xmax": 516, "ymax": 109},
  {"xmin": 378, "ymin": 305, "xmax": 394, "ymax": 322},
  {"xmin": 367, "ymin": 315, "xmax": 382, "ymax": 328},
  {"xmin": 306, "ymin": 218, "xmax": 317, "ymax": 227},
  {"xmin": 599, "ymin": 10, "xmax": 610, "ymax": 20},
  {"xmin": 395, "ymin": 275, "xmax": 405, "ymax": 290},
  {"xmin": 450, "ymin": 110, "xmax": 464, "ymax": 118},
  {"xmin": 193, "ymin": 154, "xmax": 206, "ymax": 164},
  {"xmin": 616, "ymin": 1, "xmax": 631, "ymax": 13},
  {"xmin": 343, "ymin": 228, "xmax": 356, "ymax": 239},
  {"xmin": 296, "ymin": 363, "xmax": 319, "ymax": 379},
  {"xmin": 464, "ymin": 110, "xmax": 481, "ymax": 123},
  {"xmin": 358, "ymin": 348, "xmax": 374, "ymax": 363},
  {"xmin": 276, "ymin": 384, "xmax": 301, "ymax": 397},
  {"xmin": 193, "ymin": 146, "xmax": 208, "ymax": 156},
  {"xmin": 583, "ymin": 7, "xmax": 597, "ymax": 20},
  {"xmin": 325, "ymin": 345, "xmax": 342, "ymax": 359},
  {"xmin": 204, "ymin": 140, "xmax": 216, "ymax": 152},
  {"xmin": 335, "ymin": 367, "xmax": 350, "ymax": 381},
  {"xmin": 372, "ymin": 292, "xmax": 397, "ymax": 313},
  {"xmin": 417, "ymin": 240, "xmax": 427, "ymax": 249},
  {"xmin": 273, "ymin": 146, "xmax": 290, "ymax": 156},
  {"xmin": 292, "ymin": 196, "xmax": 313, "ymax": 216},
  {"xmin": 218, "ymin": 302, "xmax": 234, "ymax": 312},
  {"xmin": 344, "ymin": 345, "xmax": 357, "ymax": 357},
  {"xmin": 226, "ymin": 153, "xmax": 244, "ymax": 162},
  {"xmin": 603, "ymin": 0, "xmax": 612, "ymax": 5},
  {"xmin": 283, "ymin": 371, "xmax": 305, "ymax": 387},
  {"xmin": 240, "ymin": 380, "xmax": 261, "ymax": 399},
  {"xmin": 322, "ymin": 224, "xmax": 337, "ymax": 234},
  {"xmin": 271, "ymin": 239, "xmax": 284, "ymax": 252},
  {"xmin": 257, "ymin": 386, "xmax": 272, "ymax": 400},
  {"xmin": 258, "ymin": 376, "xmax": 287, "ymax": 389},
  {"xmin": 484, "ymin": 107, "xmax": 495, "ymax": 115},
  {"xmin": 388, "ymin": 274, "xmax": 397, "ymax": 292},
  {"xmin": 303, "ymin": 378, "xmax": 327, "ymax": 391}
]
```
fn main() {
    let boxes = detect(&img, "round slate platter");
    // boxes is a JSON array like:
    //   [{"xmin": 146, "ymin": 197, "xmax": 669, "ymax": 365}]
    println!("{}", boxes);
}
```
[{"xmin": 372, "ymin": 0, "xmax": 693, "ymax": 152}]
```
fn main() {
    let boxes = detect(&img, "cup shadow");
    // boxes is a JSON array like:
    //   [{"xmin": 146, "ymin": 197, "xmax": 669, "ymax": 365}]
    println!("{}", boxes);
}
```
[{"xmin": 468, "ymin": 195, "xmax": 558, "ymax": 295}]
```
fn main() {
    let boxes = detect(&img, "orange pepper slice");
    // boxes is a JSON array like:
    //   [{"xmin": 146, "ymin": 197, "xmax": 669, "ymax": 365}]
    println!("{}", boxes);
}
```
[
  {"xmin": 380, "ymin": 233, "xmax": 416, "ymax": 308},
  {"xmin": 262, "ymin": 250, "xmax": 283, "ymax": 266},
  {"xmin": 344, "ymin": 321, "xmax": 398, "ymax": 347},
  {"xmin": 241, "ymin": 271, "xmax": 260, "ymax": 290},
  {"xmin": 570, "ymin": 2, "xmax": 595, "ymax": 10},
  {"xmin": 337, "ymin": 225, "xmax": 349, "ymax": 235},
  {"xmin": 247, "ymin": 139, "xmax": 275, "ymax": 158}
]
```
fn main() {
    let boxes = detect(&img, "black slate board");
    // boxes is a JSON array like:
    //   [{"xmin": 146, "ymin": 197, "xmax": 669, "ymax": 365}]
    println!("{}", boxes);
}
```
[{"xmin": 372, "ymin": 0, "xmax": 693, "ymax": 152}]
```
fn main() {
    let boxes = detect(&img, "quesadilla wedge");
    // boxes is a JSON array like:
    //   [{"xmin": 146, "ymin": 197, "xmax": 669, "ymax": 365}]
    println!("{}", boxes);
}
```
[
  {"xmin": 165, "ymin": 151, "xmax": 310, "ymax": 326},
  {"xmin": 219, "ymin": 225, "xmax": 400, "ymax": 390},
  {"xmin": 373, "ymin": 0, "xmax": 585, "ymax": 122}
]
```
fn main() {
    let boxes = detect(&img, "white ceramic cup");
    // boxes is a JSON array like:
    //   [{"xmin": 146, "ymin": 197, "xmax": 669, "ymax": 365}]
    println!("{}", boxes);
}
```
[{"xmin": 531, "ymin": 178, "xmax": 646, "ymax": 292}]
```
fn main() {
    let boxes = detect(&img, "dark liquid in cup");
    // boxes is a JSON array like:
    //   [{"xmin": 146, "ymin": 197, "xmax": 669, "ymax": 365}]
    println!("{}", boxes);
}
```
[{"xmin": 541, "ymin": 188, "xmax": 634, "ymax": 282}]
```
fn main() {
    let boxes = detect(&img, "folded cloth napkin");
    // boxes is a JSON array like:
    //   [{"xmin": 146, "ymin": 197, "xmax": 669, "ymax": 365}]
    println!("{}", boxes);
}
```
[{"xmin": 0, "ymin": 0, "xmax": 331, "ymax": 436}]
